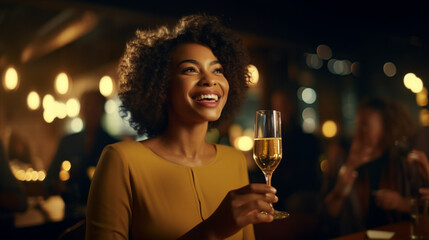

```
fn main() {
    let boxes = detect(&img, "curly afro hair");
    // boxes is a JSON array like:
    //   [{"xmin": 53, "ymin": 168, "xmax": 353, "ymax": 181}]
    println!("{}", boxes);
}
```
[{"xmin": 118, "ymin": 14, "xmax": 251, "ymax": 137}]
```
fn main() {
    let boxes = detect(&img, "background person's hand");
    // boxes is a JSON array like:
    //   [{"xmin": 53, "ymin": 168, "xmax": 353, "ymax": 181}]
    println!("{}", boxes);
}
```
[
  {"xmin": 375, "ymin": 189, "xmax": 410, "ymax": 212},
  {"xmin": 408, "ymin": 150, "xmax": 429, "ymax": 181},
  {"xmin": 419, "ymin": 188, "xmax": 429, "ymax": 200}
]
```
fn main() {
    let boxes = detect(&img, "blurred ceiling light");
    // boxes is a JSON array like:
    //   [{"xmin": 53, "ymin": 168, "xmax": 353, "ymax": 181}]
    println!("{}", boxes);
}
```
[
  {"xmin": 246, "ymin": 64, "xmax": 259, "ymax": 87},
  {"xmin": 403, "ymin": 73, "xmax": 424, "ymax": 93},
  {"xmin": 104, "ymin": 99, "xmax": 118, "ymax": 114},
  {"xmin": 3, "ymin": 67, "xmax": 19, "ymax": 91},
  {"xmin": 38, "ymin": 171, "xmax": 46, "ymax": 181},
  {"xmin": 302, "ymin": 107, "xmax": 316, "ymax": 120},
  {"xmin": 43, "ymin": 94, "xmax": 55, "ymax": 109},
  {"xmin": 306, "ymin": 54, "xmax": 323, "ymax": 69},
  {"xmin": 235, "ymin": 136, "xmax": 254, "ymax": 151},
  {"xmin": 27, "ymin": 91, "xmax": 40, "ymax": 110},
  {"xmin": 43, "ymin": 108, "xmax": 56, "ymax": 123},
  {"xmin": 302, "ymin": 118, "xmax": 316, "ymax": 133},
  {"xmin": 420, "ymin": 109, "xmax": 429, "ymax": 126},
  {"xmin": 66, "ymin": 98, "xmax": 80, "ymax": 117},
  {"xmin": 316, "ymin": 44, "xmax": 332, "ymax": 60},
  {"xmin": 411, "ymin": 77, "xmax": 424, "ymax": 93},
  {"xmin": 383, "ymin": 62, "xmax": 397, "ymax": 77},
  {"xmin": 301, "ymin": 87, "xmax": 317, "ymax": 104},
  {"xmin": 351, "ymin": 62, "xmax": 360, "ymax": 76},
  {"xmin": 55, "ymin": 101, "xmax": 67, "ymax": 119},
  {"xmin": 403, "ymin": 73, "xmax": 417, "ymax": 89},
  {"xmin": 61, "ymin": 160, "xmax": 71, "ymax": 171},
  {"xmin": 416, "ymin": 87, "xmax": 428, "ymax": 107},
  {"xmin": 59, "ymin": 170, "xmax": 70, "ymax": 181},
  {"xmin": 99, "ymin": 75, "xmax": 114, "ymax": 97},
  {"xmin": 322, "ymin": 120, "xmax": 337, "ymax": 138},
  {"xmin": 70, "ymin": 117, "xmax": 84, "ymax": 133},
  {"xmin": 55, "ymin": 72, "xmax": 71, "ymax": 95},
  {"xmin": 21, "ymin": 10, "xmax": 99, "ymax": 62}
]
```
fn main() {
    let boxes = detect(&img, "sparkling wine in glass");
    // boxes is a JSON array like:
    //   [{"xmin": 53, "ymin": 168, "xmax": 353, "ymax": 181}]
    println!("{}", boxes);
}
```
[{"xmin": 253, "ymin": 110, "xmax": 290, "ymax": 220}]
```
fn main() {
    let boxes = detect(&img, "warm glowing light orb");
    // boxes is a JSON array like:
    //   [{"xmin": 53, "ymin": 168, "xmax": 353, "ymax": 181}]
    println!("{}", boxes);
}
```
[
  {"xmin": 99, "ymin": 75, "xmax": 114, "ymax": 97},
  {"xmin": 246, "ymin": 65, "xmax": 259, "ymax": 87},
  {"xmin": 27, "ymin": 91, "xmax": 40, "ymax": 110},
  {"xmin": 3, "ymin": 67, "xmax": 19, "ymax": 90},
  {"xmin": 55, "ymin": 72, "xmax": 70, "ymax": 95},
  {"xmin": 322, "ymin": 120, "xmax": 337, "ymax": 138}
]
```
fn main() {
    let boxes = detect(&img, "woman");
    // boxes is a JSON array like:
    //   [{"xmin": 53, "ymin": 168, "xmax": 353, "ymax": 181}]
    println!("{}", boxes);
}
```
[
  {"xmin": 321, "ymin": 97, "xmax": 420, "ymax": 237},
  {"xmin": 85, "ymin": 14, "xmax": 277, "ymax": 240}
]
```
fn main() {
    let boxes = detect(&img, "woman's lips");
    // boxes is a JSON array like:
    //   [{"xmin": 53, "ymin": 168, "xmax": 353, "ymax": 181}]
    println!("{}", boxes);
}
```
[{"xmin": 192, "ymin": 90, "xmax": 221, "ymax": 108}]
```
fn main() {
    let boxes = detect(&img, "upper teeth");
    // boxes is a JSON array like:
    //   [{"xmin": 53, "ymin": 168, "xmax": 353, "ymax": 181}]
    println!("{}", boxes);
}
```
[{"xmin": 196, "ymin": 94, "xmax": 219, "ymax": 101}]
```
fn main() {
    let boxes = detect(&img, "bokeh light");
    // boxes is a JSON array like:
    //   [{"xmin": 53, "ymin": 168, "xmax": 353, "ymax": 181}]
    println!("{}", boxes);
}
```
[
  {"xmin": 70, "ymin": 117, "xmax": 84, "ymax": 133},
  {"xmin": 416, "ymin": 87, "xmax": 428, "ymax": 107},
  {"xmin": 301, "ymin": 87, "xmax": 317, "ymax": 104},
  {"xmin": 322, "ymin": 120, "xmax": 337, "ymax": 138},
  {"xmin": 66, "ymin": 98, "xmax": 80, "ymax": 117},
  {"xmin": 27, "ymin": 91, "xmax": 40, "ymax": 110},
  {"xmin": 55, "ymin": 72, "xmax": 70, "ymax": 95},
  {"xmin": 99, "ymin": 75, "xmax": 114, "ymax": 97},
  {"xmin": 61, "ymin": 160, "xmax": 71, "ymax": 171},
  {"xmin": 383, "ymin": 62, "xmax": 397, "ymax": 77},
  {"xmin": 403, "ymin": 73, "xmax": 423, "ymax": 93},
  {"xmin": 420, "ymin": 109, "xmax": 429, "ymax": 126},
  {"xmin": 302, "ymin": 118, "xmax": 316, "ymax": 133},
  {"xmin": 316, "ymin": 44, "xmax": 332, "ymax": 60},
  {"xmin": 246, "ymin": 64, "xmax": 259, "ymax": 87},
  {"xmin": 306, "ymin": 54, "xmax": 323, "ymax": 69},
  {"xmin": 235, "ymin": 136, "xmax": 254, "ymax": 151},
  {"xmin": 3, "ymin": 67, "xmax": 19, "ymax": 91}
]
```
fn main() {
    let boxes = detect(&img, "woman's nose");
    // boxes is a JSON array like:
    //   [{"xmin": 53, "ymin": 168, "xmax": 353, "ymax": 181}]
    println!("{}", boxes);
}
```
[{"xmin": 198, "ymin": 73, "xmax": 217, "ymax": 86}]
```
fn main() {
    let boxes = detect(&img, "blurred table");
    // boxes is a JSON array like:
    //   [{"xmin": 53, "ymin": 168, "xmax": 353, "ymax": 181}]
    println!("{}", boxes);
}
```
[{"xmin": 331, "ymin": 221, "xmax": 410, "ymax": 240}]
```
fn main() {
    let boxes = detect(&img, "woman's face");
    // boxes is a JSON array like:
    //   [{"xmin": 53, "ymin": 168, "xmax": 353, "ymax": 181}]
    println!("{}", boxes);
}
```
[
  {"xmin": 167, "ymin": 43, "xmax": 229, "ymax": 125},
  {"xmin": 355, "ymin": 108, "xmax": 384, "ymax": 150}
]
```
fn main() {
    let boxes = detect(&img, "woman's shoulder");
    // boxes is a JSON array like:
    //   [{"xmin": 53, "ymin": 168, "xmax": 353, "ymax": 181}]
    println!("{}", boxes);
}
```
[
  {"xmin": 103, "ymin": 141, "xmax": 150, "ymax": 157},
  {"xmin": 215, "ymin": 144, "xmax": 245, "ymax": 158}
]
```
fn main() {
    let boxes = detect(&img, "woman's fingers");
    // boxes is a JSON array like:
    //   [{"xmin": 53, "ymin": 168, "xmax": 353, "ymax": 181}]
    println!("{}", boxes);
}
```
[{"xmin": 235, "ymin": 183, "xmax": 276, "ymax": 195}]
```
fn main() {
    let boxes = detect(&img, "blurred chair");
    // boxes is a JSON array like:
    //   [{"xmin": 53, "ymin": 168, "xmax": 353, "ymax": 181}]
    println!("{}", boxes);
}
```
[{"xmin": 58, "ymin": 219, "xmax": 85, "ymax": 240}]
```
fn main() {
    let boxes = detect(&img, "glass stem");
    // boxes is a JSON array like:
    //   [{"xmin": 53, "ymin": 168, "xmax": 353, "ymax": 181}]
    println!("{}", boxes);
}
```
[
  {"xmin": 264, "ymin": 173, "xmax": 274, "ymax": 210},
  {"xmin": 264, "ymin": 173, "xmax": 272, "ymax": 187}
]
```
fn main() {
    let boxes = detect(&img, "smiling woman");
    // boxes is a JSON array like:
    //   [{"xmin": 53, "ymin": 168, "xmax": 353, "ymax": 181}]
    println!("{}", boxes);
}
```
[{"xmin": 85, "ymin": 14, "xmax": 279, "ymax": 240}]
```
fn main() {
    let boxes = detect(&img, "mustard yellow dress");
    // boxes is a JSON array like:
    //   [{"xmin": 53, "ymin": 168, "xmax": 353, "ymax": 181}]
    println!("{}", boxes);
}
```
[{"xmin": 86, "ymin": 141, "xmax": 255, "ymax": 240}]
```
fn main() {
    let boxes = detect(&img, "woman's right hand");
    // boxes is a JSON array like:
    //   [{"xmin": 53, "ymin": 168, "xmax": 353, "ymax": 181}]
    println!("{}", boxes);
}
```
[{"xmin": 180, "ymin": 183, "xmax": 277, "ymax": 240}]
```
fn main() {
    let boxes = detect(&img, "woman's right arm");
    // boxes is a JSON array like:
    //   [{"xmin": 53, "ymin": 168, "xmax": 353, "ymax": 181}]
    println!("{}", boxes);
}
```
[
  {"xmin": 178, "ymin": 184, "xmax": 277, "ymax": 240},
  {"xmin": 86, "ymin": 146, "xmax": 132, "ymax": 240}
]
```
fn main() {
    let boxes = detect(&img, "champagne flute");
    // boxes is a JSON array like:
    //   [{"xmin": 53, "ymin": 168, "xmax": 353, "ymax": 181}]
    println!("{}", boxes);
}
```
[{"xmin": 253, "ymin": 110, "xmax": 290, "ymax": 220}]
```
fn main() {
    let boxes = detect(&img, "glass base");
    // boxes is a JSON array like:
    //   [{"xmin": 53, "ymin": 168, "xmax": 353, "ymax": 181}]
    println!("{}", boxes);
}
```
[{"xmin": 273, "ymin": 210, "xmax": 290, "ymax": 220}]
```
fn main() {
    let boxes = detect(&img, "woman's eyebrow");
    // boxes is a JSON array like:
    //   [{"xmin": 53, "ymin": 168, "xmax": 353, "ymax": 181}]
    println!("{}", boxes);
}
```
[
  {"xmin": 176, "ymin": 59, "xmax": 220, "ymax": 67},
  {"xmin": 177, "ymin": 59, "xmax": 199, "ymax": 67}
]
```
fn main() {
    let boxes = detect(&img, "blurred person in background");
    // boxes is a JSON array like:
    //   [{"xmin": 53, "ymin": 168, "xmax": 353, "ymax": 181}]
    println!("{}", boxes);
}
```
[
  {"xmin": 408, "ymin": 125, "xmax": 429, "ymax": 199},
  {"xmin": 43, "ymin": 89, "xmax": 118, "ymax": 221},
  {"xmin": 0, "ymin": 138, "xmax": 28, "ymax": 236},
  {"xmin": 320, "ymin": 96, "xmax": 425, "ymax": 238}
]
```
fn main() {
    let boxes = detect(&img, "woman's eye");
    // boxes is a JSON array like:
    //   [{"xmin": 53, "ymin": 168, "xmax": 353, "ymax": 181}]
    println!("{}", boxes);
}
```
[
  {"xmin": 182, "ymin": 67, "xmax": 197, "ymax": 73},
  {"xmin": 214, "ymin": 68, "xmax": 223, "ymax": 74}
]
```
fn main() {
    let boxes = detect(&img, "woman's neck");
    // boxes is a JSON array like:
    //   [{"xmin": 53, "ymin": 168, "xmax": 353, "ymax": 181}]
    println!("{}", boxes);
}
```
[{"xmin": 144, "ymin": 122, "xmax": 216, "ymax": 167}]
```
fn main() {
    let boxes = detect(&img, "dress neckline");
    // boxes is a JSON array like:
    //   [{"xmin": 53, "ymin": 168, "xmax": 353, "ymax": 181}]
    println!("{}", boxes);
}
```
[{"xmin": 137, "ymin": 141, "xmax": 220, "ymax": 169}]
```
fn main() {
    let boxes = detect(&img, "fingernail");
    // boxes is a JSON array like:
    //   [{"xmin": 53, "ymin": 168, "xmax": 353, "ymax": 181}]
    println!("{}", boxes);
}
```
[
  {"xmin": 270, "ymin": 187, "xmax": 277, "ymax": 193},
  {"xmin": 265, "ymin": 193, "xmax": 278, "ymax": 201}
]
